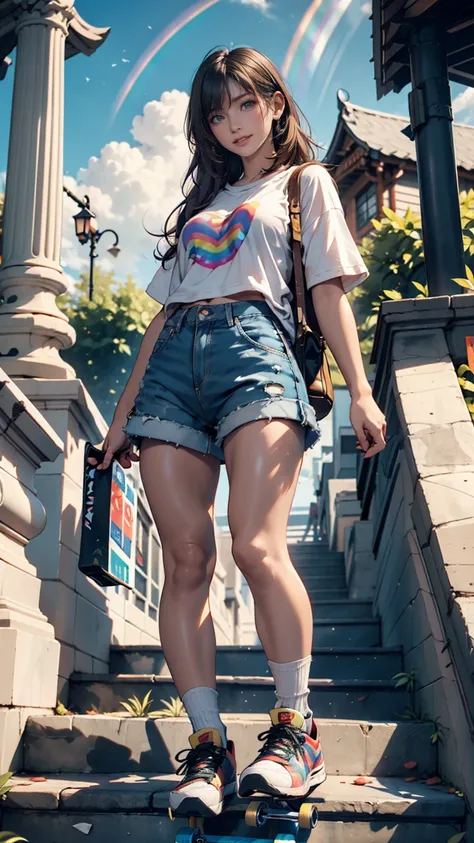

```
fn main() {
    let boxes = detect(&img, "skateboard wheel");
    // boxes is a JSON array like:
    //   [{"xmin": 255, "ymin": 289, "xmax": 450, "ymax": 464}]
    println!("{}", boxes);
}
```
[
  {"xmin": 245, "ymin": 800, "xmax": 267, "ymax": 827},
  {"xmin": 298, "ymin": 802, "xmax": 318, "ymax": 829}
]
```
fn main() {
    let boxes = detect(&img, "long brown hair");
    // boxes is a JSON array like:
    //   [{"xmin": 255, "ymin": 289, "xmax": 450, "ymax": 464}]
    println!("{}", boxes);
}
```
[{"xmin": 155, "ymin": 46, "xmax": 329, "ymax": 266}]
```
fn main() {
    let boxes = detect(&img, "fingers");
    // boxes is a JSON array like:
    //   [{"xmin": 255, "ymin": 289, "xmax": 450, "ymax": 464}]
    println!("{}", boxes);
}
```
[
  {"xmin": 355, "ymin": 427, "xmax": 370, "ymax": 452},
  {"xmin": 362, "ymin": 426, "xmax": 386, "ymax": 459},
  {"xmin": 99, "ymin": 446, "xmax": 115, "ymax": 471},
  {"xmin": 117, "ymin": 450, "xmax": 140, "ymax": 469}
]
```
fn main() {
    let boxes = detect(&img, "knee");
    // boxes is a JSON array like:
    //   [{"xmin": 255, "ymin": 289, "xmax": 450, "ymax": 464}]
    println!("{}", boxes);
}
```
[
  {"xmin": 162, "ymin": 540, "xmax": 215, "ymax": 592},
  {"xmin": 232, "ymin": 536, "xmax": 286, "ymax": 584}
]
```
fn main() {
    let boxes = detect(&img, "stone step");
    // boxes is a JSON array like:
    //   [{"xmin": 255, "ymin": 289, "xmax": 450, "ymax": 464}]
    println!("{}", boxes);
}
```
[
  {"xmin": 68, "ymin": 675, "xmax": 403, "ymax": 719},
  {"xmin": 305, "ymin": 583, "xmax": 349, "ymax": 601},
  {"xmin": 295, "ymin": 565, "xmax": 347, "ymax": 578},
  {"xmin": 23, "ymin": 714, "xmax": 437, "ymax": 776},
  {"xmin": 311, "ymin": 619, "xmax": 380, "ymax": 647},
  {"xmin": 301, "ymin": 573, "xmax": 347, "ymax": 585},
  {"xmin": 110, "ymin": 645, "xmax": 401, "ymax": 680},
  {"xmin": 2, "ymin": 773, "xmax": 465, "ymax": 843},
  {"xmin": 310, "ymin": 601, "xmax": 373, "ymax": 619}
]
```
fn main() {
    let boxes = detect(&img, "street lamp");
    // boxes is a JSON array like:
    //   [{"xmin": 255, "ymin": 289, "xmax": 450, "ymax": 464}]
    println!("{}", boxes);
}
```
[{"xmin": 64, "ymin": 187, "xmax": 121, "ymax": 301}]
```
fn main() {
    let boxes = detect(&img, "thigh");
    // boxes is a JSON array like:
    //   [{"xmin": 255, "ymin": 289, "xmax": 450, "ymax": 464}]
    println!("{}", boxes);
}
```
[
  {"xmin": 224, "ymin": 418, "xmax": 304, "ymax": 558},
  {"xmin": 139, "ymin": 439, "xmax": 221, "ymax": 566}
]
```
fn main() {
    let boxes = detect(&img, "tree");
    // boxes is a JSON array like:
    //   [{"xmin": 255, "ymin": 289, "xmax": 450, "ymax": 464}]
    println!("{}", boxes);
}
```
[
  {"xmin": 349, "ymin": 188, "xmax": 474, "ymax": 368},
  {"xmin": 57, "ymin": 269, "xmax": 160, "ymax": 423}
]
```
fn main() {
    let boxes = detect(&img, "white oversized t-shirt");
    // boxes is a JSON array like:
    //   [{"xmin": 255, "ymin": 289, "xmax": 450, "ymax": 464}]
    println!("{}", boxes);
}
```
[{"xmin": 146, "ymin": 163, "xmax": 369, "ymax": 342}]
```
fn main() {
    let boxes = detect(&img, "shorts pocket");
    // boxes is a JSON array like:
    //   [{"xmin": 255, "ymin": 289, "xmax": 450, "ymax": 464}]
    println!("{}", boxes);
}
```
[
  {"xmin": 234, "ymin": 315, "xmax": 288, "ymax": 358},
  {"xmin": 150, "ymin": 324, "xmax": 175, "ymax": 357}
]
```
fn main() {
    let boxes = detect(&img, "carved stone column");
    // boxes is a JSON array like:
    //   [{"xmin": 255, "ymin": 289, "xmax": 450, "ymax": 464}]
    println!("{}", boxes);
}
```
[{"xmin": 0, "ymin": 0, "xmax": 110, "ymax": 378}]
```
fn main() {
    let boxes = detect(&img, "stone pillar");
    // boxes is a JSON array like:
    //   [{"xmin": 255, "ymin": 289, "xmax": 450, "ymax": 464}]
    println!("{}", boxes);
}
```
[
  {"xmin": 0, "ymin": 369, "xmax": 63, "ymax": 770},
  {"xmin": 0, "ymin": 0, "xmax": 110, "ymax": 379}
]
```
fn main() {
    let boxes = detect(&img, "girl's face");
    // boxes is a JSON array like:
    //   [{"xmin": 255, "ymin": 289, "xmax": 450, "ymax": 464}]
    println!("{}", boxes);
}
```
[{"xmin": 208, "ymin": 79, "xmax": 284, "ymax": 158}]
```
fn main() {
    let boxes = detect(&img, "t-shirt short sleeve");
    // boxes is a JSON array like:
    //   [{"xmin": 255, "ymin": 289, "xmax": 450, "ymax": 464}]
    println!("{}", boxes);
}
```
[
  {"xmin": 300, "ymin": 165, "xmax": 369, "ymax": 293},
  {"xmin": 146, "ymin": 257, "xmax": 180, "ymax": 305}
]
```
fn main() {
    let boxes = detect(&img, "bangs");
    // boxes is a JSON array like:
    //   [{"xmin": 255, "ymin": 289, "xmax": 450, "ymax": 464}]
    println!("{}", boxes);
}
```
[{"xmin": 200, "ymin": 66, "xmax": 258, "ymax": 120}]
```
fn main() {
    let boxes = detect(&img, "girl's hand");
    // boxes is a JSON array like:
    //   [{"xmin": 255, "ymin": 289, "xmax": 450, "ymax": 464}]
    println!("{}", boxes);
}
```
[
  {"xmin": 88, "ymin": 423, "xmax": 139, "ymax": 471},
  {"xmin": 350, "ymin": 393, "xmax": 386, "ymax": 459}
]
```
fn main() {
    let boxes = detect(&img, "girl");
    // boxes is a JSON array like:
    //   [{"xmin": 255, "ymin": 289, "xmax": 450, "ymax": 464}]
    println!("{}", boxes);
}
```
[{"xmin": 96, "ymin": 46, "xmax": 386, "ymax": 817}]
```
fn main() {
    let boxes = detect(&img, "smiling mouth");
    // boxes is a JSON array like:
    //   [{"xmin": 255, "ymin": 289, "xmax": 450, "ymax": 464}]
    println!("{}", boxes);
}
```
[{"xmin": 234, "ymin": 135, "xmax": 252, "ymax": 144}]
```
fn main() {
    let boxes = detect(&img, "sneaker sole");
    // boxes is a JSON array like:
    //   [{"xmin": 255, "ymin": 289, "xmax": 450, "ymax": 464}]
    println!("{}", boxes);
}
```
[
  {"xmin": 238, "ymin": 764, "xmax": 327, "ymax": 798},
  {"xmin": 169, "ymin": 782, "xmax": 237, "ymax": 818}
]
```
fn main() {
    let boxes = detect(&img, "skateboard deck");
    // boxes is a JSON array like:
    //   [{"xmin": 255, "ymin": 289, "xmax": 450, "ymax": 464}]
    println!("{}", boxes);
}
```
[
  {"xmin": 78, "ymin": 442, "xmax": 136, "ymax": 589},
  {"xmin": 172, "ymin": 797, "xmax": 318, "ymax": 843}
]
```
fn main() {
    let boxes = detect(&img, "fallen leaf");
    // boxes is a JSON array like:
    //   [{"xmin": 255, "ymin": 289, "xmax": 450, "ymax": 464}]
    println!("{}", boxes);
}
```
[
  {"xmin": 29, "ymin": 776, "xmax": 47, "ymax": 782},
  {"xmin": 449, "ymin": 787, "xmax": 456, "ymax": 793},
  {"xmin": 357, "ymin": 696, "xmax": 367, "ymax": 702},
  {"xmin": 426, "ymin": 776, "xmax": 442, "ymax": 786},
  {"xmin": 85, "ymin": 710, "xmax": 98, "ymax": 716},
  {"xmin": 403, "ymin": 761, "xmax": 418, "ymax": 769},
  {"xmin": 353, "ymin": 777, "xmax": 371, "ymax": 786},
  {"xmin": 446, "ymin": 833, "xmax": 465, "ymax": 843},
  {"xmin": 404, "ymin": 777, "xmax": 418, "ymax": 782},
  {"xmin": 73, "ymin": 823, "xmax": 93, "ymax": 835}
]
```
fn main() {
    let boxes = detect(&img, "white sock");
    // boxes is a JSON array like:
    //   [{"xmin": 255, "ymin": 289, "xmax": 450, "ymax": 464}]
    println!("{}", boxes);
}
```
[
  {"xmin": 181, "ymin": 687, "xmax": 227, "ymax": 747},
  {"xmin": 268, "ymin": 656, "xmax": 313, "ymax": 733}
]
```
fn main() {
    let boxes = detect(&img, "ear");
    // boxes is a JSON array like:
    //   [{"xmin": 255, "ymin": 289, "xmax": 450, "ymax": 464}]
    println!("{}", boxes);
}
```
[{"xmin": 272, "ymin": 90, "xmax": 285, "ymax": 119}]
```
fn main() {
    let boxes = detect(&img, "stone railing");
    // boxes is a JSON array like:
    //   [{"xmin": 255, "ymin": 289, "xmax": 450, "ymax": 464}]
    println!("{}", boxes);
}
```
[
  {"xmin": 0, "ymin": 370, "xmax": 63, "ymax": 770},
  {"xmin": 354, "ymin": 295, "xmax": 474, "ymax": 819}
]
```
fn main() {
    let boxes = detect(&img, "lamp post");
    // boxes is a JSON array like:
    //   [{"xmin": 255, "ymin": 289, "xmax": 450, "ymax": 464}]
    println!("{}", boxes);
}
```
[{"xmin": 63, "ymin": 186, "xmax": 121, "ymax": 301}]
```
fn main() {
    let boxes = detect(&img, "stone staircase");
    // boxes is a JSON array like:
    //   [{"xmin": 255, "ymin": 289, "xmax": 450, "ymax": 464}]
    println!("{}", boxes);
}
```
[{"xmin": 2, "ymin": 541, "xmax": 465, "ymax": 841}]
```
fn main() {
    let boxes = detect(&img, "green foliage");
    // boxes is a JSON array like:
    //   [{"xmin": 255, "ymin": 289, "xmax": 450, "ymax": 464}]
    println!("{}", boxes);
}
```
[
  {"xmin": 392, "ymin": 671, "xmax": 449, "ymax": 745},
  {"xmin": 118, "ymin": 691, "xmax": 185, "ymax": 718},
  {"xmin": 0, "ymin": 771, "xmax": 14, "ymax": 800},
  {"xmin": 457, "ymin": 363, "xmax": 474, "ymax": 423},
  {"xmin": 57, "ymin": 270, "xmax": 160, "ymax": 423},
  {"xmin": 351, "ymin": 190, "xmax": 474, "ymax": 366}
]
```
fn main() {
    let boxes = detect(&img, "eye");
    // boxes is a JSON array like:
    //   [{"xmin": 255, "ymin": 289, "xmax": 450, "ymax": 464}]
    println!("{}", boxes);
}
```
[
  {"xmin": 242, "ymin": 99, "xmax": 256, "ymax": 109},
  {"xmin": 209, "ymin": 113, "xmax": 223, "ymax": 125}
]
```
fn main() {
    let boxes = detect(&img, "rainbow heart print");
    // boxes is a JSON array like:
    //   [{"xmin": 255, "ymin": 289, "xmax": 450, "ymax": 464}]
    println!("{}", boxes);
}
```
[{"xmin": 182, "ymin": 201, "xmax": 259, "ymax": 269}]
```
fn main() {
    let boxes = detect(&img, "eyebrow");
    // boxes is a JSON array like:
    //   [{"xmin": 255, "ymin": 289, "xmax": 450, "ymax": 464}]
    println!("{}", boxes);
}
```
[{"xmin": 209, "ymin": 93, "xmax": 251, "ymax": 115}]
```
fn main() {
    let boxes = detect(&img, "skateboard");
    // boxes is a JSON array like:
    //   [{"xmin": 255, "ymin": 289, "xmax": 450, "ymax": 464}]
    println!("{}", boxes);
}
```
[
  {"xmin": 171, "ymin": 797, "xmax": 318, "ymax": 843},
  {"xmin": 78, "ymin": 442, "xmax": 136, "ymax": 589}
]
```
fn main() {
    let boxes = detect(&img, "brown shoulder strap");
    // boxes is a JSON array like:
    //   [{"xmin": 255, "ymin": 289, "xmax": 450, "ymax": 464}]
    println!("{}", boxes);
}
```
[{"xmin": 288, "ymin": 162, "xmax": 321, "ymax": 339}]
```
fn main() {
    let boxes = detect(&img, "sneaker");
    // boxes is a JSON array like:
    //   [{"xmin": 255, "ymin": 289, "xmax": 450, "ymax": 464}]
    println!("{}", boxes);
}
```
[
  {"xmin": 238, "ymin": 707, "xmax": 326, "ymax": 798},
  {"xmin": 169, "ymin": 727, "xmax": 237, "ymax": 817}
]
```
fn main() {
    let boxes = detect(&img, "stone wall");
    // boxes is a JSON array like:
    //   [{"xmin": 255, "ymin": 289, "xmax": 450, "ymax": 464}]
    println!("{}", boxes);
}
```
[
  {"xmin": 0, "ymin": 371, "xmax": 63, "ymax": 770},
  {"xmin": 356, "ymin": 296, "xmax": 474, "ymax": 814}
]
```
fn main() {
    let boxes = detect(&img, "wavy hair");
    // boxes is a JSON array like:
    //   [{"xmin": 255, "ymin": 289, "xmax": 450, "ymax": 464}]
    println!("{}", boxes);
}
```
[{"xmin": 155, "ymin": 46, "xmax": 330, "ymax": 266}]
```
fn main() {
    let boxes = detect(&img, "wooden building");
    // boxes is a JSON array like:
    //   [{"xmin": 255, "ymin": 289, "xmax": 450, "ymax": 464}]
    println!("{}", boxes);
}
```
[{"xmin": 323, "ymin": 91, "xmax": 474, "ymax": 243}]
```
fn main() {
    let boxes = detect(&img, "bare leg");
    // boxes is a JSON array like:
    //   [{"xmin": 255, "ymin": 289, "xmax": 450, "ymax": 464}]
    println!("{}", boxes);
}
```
[
  {"xmin": 224, "ymin": 419, "xmax": 313, "ymax": 662},
  {"xmin": 139, "ymin": 440, "xmax": 221, "ymax": 695}
]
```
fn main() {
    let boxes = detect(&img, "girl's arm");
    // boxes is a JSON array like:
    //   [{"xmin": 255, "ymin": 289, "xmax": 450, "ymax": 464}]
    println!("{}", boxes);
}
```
[
  {"xmin": 112, "ymin": 309, "xmax": 166, "ymax": 426},
  {"xmin": 311, "ymin": 277, "xmax": 386, "ymax": 459}
]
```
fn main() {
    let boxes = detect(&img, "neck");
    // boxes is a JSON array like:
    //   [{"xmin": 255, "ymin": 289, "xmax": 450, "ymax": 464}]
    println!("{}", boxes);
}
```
[{"xmin": 239, "ymin": 135, "xmax": 278, "ymax": 182}]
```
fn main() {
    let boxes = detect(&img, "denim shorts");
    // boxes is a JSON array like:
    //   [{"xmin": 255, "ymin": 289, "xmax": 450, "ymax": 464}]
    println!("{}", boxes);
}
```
[{"xmin": 123, "ymin": 300, "xmax": 320, "ymax": 463}]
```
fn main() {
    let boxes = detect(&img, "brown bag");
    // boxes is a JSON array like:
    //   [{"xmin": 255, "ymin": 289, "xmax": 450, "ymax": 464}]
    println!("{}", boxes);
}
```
[{"xmin": 287, "ymin": 162, "xmax": 334, "ymax": 421}]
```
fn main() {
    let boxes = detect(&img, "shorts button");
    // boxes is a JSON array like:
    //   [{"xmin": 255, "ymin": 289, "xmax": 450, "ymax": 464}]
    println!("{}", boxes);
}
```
[{"xmin": 199, "ymin": 308, "xmax": 209, "ymax": 318}]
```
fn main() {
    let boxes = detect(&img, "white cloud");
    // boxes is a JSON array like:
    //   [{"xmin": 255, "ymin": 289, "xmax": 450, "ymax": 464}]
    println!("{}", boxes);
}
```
[
  {"xmin": 231, "ymin": 0, "xmax": 274, "ymax": 16},
  {"xmin": 452, "ymin": 87, "xmax": 474, "ymax": 120},
  {"xmin": 61, "ymin": 90, "xmax": 191, "ymax": 288},
  {"xmin": 360, "ymin": 1, "xmax": 372, "ymax": 14}
]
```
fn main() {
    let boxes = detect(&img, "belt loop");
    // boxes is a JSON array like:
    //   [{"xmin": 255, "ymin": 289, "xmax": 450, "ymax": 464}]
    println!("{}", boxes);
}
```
[
  {"xmin": 225, "ymin": 302, "xmax": 234, "ymax": 327},
  {"xmin": 175, "ymin": 307, "xmax": 187, "ymax": 333}
]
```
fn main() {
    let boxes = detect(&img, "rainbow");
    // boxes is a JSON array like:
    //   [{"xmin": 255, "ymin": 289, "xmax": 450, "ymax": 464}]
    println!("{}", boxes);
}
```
[
  {"xmin": 299, "ymin": 0, "xmax": 354, "ymax": 86},
  {"xmin": 281, "ymin": 0, "xmax": 325, "ymax": 80},
  {"xmin": 112, "ymin": 0, "xmax": 222, "ymax": 119}
]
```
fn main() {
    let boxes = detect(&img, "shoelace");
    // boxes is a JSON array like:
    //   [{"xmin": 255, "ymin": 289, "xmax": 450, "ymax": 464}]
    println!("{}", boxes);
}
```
[
  {"xmin": 256, "ymin": 723, "xmax": 306, "ymax": 763},
  {"xmin": 175, "ymin": 741, "xmax": 226, "ymax": 784}
]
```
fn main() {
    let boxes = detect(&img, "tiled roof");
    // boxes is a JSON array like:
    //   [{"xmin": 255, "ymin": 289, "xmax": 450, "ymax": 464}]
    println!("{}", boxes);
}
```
[{"xmin": 325, "ymin": 100, "xmax": 474, "ymax": 172}]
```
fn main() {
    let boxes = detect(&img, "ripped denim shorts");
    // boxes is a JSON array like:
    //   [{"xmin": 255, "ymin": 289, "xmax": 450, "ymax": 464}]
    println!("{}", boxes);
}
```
[{"xmin": 123, "ymin": 300, "xmax": 320, "ymax": 463}]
